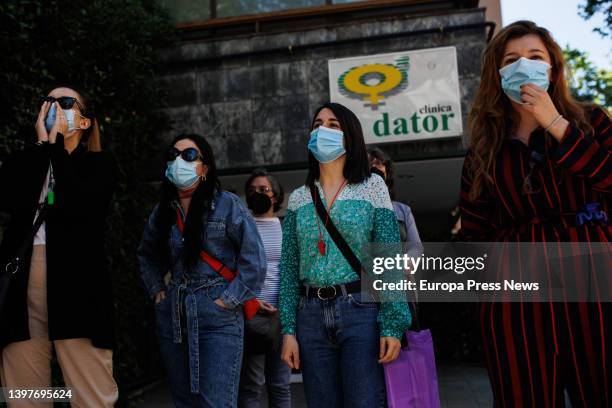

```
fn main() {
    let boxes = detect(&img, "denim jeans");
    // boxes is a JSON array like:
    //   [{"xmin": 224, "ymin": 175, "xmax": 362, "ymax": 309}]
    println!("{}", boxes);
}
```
[
  {"xmin": 156, "ymin": 283, "xmax": 244, "ymax": 408},
  {"xmin": 295, "ymin": 291, "xmax": 386, "ymax": 408},
  {"xmin": 238, "ymin": 339, "xmax": 291, "ymax": 408}
]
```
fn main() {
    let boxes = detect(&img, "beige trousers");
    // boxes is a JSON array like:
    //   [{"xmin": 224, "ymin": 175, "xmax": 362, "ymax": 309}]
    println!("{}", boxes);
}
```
[{"xmin": 0, "ymin": 245, "xmax": 118, "ymax": 408}]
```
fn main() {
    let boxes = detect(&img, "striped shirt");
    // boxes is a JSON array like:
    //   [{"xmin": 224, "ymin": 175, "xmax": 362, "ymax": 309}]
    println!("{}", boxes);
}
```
[
  {"xmin": 460, "ymin": 106, "xmax": 610, "ymax": 242},
  {"xmin": 254, "ymin": 216, "xmax": 283, "ymax": 306}
]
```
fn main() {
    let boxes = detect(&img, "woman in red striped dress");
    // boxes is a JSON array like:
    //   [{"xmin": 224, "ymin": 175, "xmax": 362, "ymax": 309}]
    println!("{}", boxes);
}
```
[{"xmin": 460, "ymin": 21, "xmax": 610, "ymax": 407}]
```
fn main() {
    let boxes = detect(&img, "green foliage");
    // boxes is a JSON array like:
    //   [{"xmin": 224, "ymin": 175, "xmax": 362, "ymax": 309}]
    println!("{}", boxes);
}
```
[
  {"xmin": 0, "ymin": 0, "xmax": 176, "ymax": 404},
  {"xmin": 579, "ymin": 0, "xmax": 612, "ymax": 37},
  {"xmin": 564, "ymin": 46, "xmax": 612, "ymax": 109}
]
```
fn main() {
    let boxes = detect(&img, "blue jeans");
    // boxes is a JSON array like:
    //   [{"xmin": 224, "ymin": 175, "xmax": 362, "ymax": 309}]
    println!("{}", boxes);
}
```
[
  {"xmin": 295, "ymin": 291, "xmax": 386, "ymax": 408},
  {"xmin": 156, "ymin": 283, "xmax": 244, "ymax": 408},
  {"xmin": 238, "ymin": 339, "xmax": 291, "ymax": 408}
]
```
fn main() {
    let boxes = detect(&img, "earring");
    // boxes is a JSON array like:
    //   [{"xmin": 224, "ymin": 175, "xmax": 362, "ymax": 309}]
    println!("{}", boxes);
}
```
[{"xmin": 202, "ymin": 174, "xmax": 207, "ymax": 181}]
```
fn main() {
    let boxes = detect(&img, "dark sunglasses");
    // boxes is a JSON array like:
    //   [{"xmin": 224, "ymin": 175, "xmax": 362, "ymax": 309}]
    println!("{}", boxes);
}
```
[
  {"xmin": 166, "ymin": 147, "xmax": 203, "ymax": 162},
  {"xmin": 43, "ymin": 96, "xmax": 84, "ymax": 111}
]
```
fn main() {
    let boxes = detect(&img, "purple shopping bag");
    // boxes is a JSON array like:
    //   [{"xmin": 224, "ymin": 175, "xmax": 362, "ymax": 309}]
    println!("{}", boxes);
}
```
[{"xmin": 383, "ymin": 329, "xmax": 441, "ymax": 408}]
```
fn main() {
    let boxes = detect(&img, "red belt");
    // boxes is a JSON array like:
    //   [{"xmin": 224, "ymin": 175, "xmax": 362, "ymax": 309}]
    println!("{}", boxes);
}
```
[{"xmin": 176, "ymin": 209, "xmax": 259, "ymax": 320}]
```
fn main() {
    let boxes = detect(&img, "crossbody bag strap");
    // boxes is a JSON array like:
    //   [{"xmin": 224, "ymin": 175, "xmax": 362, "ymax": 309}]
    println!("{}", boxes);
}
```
[
  {"xmin": 308, "ymin": 184, "xmax": 424, "ymax": 338},
  {"xmin": 309, "ymin": 185, "xmax": 422, "ymax": 337},
  {"xmin": 174, "ymin": 206, "xmax": 236, "ymax": 280},
  {"xmin": 309, "ymin": 183, "xmax": 362, "ymax": 276},
  {"xmin": 4, "ymin": 202, "xmax": 48, "ymax": 276}
]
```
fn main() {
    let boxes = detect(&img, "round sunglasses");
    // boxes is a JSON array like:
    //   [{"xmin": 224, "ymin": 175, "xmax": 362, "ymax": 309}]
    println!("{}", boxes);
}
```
[
  {"xmin": 165, "ymin": 147, "xmax": 204, "ymax": 162},
  {"xmin": 43, "ymin": 96, "xmax": 84, "ymax": 111}
]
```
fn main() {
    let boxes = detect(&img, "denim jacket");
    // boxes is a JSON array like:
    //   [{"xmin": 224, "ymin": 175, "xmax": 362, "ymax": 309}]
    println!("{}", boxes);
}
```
[
  {"xmin": 138, "ymin": 190, "xmax": 266, "ymax": 393},
  {"xmin": 138, "ymin": 190, "xmax": 267, "ymax": 309}
]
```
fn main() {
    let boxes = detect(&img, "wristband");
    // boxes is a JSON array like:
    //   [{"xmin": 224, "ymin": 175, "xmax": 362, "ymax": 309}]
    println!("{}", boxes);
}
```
[{"xmin": 545, "ymin": 114, "xmax": 563, "ymax": 133}]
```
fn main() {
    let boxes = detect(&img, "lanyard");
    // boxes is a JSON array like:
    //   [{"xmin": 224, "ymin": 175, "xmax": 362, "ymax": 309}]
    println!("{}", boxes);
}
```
[
  {"xmin": 47, "ymin": 162, "xmax": 55, "ymax": 205},
  {"xmin": 314, "ymin": 179, "xmax": 347, "ymax": 256}
]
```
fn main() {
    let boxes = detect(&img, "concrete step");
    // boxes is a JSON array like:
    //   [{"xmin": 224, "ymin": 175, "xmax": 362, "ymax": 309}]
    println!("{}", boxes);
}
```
[{"xmin": 135, "ymin": 364, "xmax": 494, "ymax": 407}]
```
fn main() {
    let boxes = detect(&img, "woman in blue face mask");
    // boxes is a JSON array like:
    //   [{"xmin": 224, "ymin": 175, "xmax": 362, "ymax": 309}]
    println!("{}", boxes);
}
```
[
  {"xmin": 279, "ymin": 103, "xmax": 411, "ymax": 408},
  {"xmin": 138, "ymin": 134, "xmax": 267, "ymax": 408},
  {"xmin": 0, "ymin": 86, "xmax": 118, "ymax": 407},
  {"xmin": 461, "ymin": 21, "xmax": 610, "ymax": 407}
]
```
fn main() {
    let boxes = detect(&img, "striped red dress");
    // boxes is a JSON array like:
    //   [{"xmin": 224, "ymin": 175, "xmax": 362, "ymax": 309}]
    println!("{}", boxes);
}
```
[{"xmin": 460, "ymin": 106, "xmax": 611, "ymax": 407}]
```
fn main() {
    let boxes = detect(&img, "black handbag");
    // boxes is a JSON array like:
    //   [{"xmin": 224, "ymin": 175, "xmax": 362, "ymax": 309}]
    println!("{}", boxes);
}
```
[
  {"xmin": 0, "ymin": 203, "xmax": 48, "ymax": 314},
  {"xmin": 244, "ymin": 311, "xmax": 281, "ymax": 354}
]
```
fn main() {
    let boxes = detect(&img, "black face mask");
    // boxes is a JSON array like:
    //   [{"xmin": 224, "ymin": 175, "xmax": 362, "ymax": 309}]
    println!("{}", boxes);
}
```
[
  {"xmin": 246, "ymin": 192, "xmax": 273, "ymax": 215},
  {"xmin": 370, "ymin": 166, "xmax": 386, "ymax": 180}
]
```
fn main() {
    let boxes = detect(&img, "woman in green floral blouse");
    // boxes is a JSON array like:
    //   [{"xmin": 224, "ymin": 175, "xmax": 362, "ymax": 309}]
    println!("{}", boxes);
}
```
[{"xmin": 279, "ymin": 103, "xmax": 411, "ymax": 408}]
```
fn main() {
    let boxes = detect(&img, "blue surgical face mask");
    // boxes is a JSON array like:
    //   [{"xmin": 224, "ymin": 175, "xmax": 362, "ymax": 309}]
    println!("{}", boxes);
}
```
[
  {"xmin": 308, "ymin": 125, "xmax": 346, "ymax": 163},
  {"xmin": 499, "ymin": 57, "xmax": 550, "ymax": 104},
  {"xmin": 45, "ymin": 104, "xmax": 86, "ymax": 133},
  {"xmin": 165, "ymin": 157, "xmax": 201, "ymax": 189}
]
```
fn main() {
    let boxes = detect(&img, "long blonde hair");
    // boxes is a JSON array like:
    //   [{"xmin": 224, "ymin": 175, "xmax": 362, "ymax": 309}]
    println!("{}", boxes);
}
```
[
  {"xmin": 84, "ymin": 117, "xmax": 102, "ymax": 152},
  {"xmin": 467, "ymin": 20, "xmax": 592, "ymax": 200}
]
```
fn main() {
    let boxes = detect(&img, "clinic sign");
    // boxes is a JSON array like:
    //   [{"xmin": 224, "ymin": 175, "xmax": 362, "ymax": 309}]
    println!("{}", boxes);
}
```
[{"xmin": 328, "ymin": 46, "xmax": 463, "ymax": 144}]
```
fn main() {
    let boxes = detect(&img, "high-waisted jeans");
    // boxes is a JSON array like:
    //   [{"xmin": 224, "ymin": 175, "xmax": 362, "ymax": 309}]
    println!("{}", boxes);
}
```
[
  {"xmin": 156, "ymin": 280, "xmax": 244, "ymax": 408},
  {"xmin": 295, "ymin": 291, "xmax": 386, "ymax": 408}
]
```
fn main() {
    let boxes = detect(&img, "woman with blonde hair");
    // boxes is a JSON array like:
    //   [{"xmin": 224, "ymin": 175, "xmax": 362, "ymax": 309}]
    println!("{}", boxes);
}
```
[
  {"xmin": 0, "ymin": 85, "xmax": 118, "ymax": 407},
  {"xmin": 461, "ymin": 21, "xmax": 609, "ymax": 407}
]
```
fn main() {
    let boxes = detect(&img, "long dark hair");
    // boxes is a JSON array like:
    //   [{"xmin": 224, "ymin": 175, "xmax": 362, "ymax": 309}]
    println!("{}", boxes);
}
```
[
  {"xmin": 368, "ymin": 147, "xmax": 396, "ymax": 200},
  {"xmin": 155, "ymin": 134, "xmax": 220, "ymax": 269},
  {"xmin": 306, "ymin": 103, "xmax": 371, "ymax": 186}
]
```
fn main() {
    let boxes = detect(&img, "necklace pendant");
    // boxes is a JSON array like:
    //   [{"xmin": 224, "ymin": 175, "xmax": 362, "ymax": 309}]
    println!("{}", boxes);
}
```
[{"xmin": 318, "ymin": 240, "xmax": 326, "ymax": 255}]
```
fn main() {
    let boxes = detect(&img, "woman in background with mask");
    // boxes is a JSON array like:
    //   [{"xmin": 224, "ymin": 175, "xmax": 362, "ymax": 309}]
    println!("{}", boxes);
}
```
[
  {"xmin": 368, "ymin": 147, "xmax": 423, "ymax": 259},
  {"xmin": 279, "ymin": 103, "xmax": 411, "ymax": 408},
  {"xmin": 138, "ymin": 134, "xmax": 266, "ymax": 408},
  {"xmin": 239, "ymin": 168, "xmax": 291, "ymax": 408},
  {"xmin": 0, "ymin": 86, "xmax": 118, "ymax": 407},
  {"xmin": 461, "ymin": 21, "xmax": 610, "ymax": 407}
]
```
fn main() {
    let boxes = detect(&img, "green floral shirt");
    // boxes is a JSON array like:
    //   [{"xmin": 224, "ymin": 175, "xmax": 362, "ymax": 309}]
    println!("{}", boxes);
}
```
[{"xmin": 279, "ymin": 174, "xmax": 411, "ymax": 339}]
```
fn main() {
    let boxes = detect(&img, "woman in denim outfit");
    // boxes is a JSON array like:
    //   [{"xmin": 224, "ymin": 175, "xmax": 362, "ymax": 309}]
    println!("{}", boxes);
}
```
[{"xmin": 138, "ymin": 133, "xmax": 267, "ymax": 407}]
